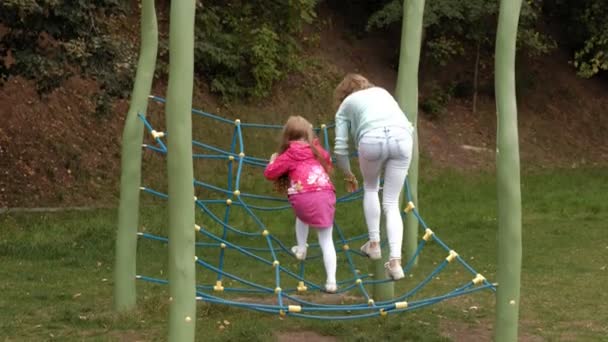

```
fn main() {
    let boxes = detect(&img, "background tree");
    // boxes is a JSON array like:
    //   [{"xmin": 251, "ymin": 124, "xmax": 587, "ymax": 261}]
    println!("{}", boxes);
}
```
[
  {"xmin": 368, "ymin": 0, "xmax": 554, "ymax": 114},
  {"xmin": 193, "ymin": 0, "xmax": 318, "ymax": 98},
  {"xmin": 544, "ymin": 0, "xmax": 608, "ymax": 78}
]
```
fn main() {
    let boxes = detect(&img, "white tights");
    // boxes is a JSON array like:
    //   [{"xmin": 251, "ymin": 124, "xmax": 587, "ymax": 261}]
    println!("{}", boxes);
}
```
[
  {"xmin": 295, "ymin": 217, "xmax": 337, "ymax": 285},
  {"xmin": 358, "ymin": 126, "xmax": 413, "ymax": 260}
]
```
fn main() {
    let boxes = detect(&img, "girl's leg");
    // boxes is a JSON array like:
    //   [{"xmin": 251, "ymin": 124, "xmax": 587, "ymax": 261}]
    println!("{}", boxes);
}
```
[
  {"xmin": 382, "ymin": 158, "xmax": 408, "ymax": 261},
  {"xmin": 383, "ymin": 133, "xmax": 413, "ymax": 262},
  {"xmin": 358, "ymin": 138, "xmax": 386, "ymax": 243},
  {"xmin": 316, "ymin": 226, "xmax": 337, "ymax": 287},
  {"xmin": 295, "ymin": 217, "xmax": 309, "ymax": 250},
  {"xmin": 292, "ymin": 217, "xmax": 309, "ymax": 260}
]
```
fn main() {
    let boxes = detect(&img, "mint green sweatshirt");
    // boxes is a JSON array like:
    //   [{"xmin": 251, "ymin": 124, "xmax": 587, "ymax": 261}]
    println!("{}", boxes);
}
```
[{"xmin": 334, "ymin": 87, "xmax": 411, "ymax": 159}]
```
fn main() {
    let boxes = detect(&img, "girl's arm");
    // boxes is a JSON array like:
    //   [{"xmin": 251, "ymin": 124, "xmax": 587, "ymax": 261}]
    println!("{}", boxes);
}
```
[
  {"xmin": 334, "ymin": 103, "xmax": 353, "ymax": 175},
  {"xmin": 264, "ymin": 153, "xmax": 291, "ymax": 180}
]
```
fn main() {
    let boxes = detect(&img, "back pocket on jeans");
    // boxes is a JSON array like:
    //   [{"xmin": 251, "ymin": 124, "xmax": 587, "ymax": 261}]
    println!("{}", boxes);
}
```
[{"xmin": 358, "ymin": 141, "xmax": 383, "ymax": 161}]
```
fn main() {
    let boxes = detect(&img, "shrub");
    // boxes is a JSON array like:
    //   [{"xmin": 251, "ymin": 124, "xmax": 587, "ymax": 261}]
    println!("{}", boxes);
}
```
[
  {"xmin": 193, "ymin": 0, "xmax": 318, "ymax": 99},
  {"xmin": 0, "ymin": 0, "xmax": 134, "ymax": 113}
]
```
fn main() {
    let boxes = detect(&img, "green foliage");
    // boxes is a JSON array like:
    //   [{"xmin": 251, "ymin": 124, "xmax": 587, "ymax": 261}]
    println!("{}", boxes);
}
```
[
  {"xmin": 194, "ymin": 0, "xmax": 318, "ymax": 99},
  {"xmin": 420, "ymin": 82, "xmax": 452, "ymax": 118},
  {"xmin": 0, "ymin": 0, "xmax": 134, "ymax": 113},
  {"xmin": 367, "ymin": 0, "xmax": 554, "ymax": 66},
  {"xmin": 548, "ymin": 0, "xmax": 608, "ymax": 78}
]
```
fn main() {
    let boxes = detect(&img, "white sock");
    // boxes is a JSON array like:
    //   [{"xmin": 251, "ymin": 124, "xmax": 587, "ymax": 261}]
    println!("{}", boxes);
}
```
[{"xmin": 317, "ymin": 226, "xmax": 337, "ymax": 285}]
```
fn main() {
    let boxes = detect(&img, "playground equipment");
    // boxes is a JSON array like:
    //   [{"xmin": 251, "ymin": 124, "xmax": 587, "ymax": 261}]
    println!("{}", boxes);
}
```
[
  {"xmin": 133, "ymin": 95, "xmax": 496, "ymax": 318},
  {"xmin": 114, "ymin": 0, "xmax": 522, "ymax": 341}
]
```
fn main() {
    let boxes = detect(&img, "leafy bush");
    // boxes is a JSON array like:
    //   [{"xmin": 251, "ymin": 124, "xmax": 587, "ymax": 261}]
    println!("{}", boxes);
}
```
[
  {"xmin": 0, "ymin": 0, "xmax": 134, "ymax": 112},
  {"xmin": 546, "ymin": 0, "xmax": 608, "ymax": 78},
  {"xmin": 368, "ymin": 0, "xmax": 555, "ymax": 66},
  {"xmin": 420, "ymin": 82, "xmax": 452, "ymax": 119},
  {"xmin": 193, "ymin": 0, "xmax": 318, "ymax": 98}
]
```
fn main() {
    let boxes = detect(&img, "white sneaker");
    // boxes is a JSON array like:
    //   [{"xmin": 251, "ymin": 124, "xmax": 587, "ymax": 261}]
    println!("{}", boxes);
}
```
[
  {"xmin": 360, "ymin": 241, "xmax": 381, "ymax": 260},
  {"xmin": 325, "ymin": 283, "xmax": 337, "ymax": 293},
  {"xmin": 385, "ymin": 260, "xmax": 405, "ymax": 280},
  {"xmin": 291, "ymin": 246, "xmax": 307, "ymax": 261}
]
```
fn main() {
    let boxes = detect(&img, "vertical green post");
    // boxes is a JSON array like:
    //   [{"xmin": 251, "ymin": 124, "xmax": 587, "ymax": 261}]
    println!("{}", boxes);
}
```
[
  {"xmin": 494, "ymin": 0, "xmax": 523, "ymax": 340},
  {"xmin": 396, "ymin": 0, "xmax": 425, "ymax": 263},
  {"xmin": 166, "ymin": 0, "xmax": 197, "ymax": 340},
  {"xmin": 372, "ymin": 247, "xmax": 393, "ymax": 300},
  {"xmin": 114, "ymin": 0, "xmax": 158, "ymax": 311}
]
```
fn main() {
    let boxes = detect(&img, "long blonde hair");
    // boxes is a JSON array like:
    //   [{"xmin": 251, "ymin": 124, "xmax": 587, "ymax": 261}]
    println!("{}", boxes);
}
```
[
  {"xmin": 333, "ymin": 73, "xmax": 374, "ymax": 107},
  {"xmin": 274, "ymin": 115, "xmax": 331, "ymax": 193}
]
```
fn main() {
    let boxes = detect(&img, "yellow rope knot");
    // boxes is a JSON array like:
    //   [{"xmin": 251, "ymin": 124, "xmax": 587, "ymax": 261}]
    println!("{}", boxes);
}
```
[
  {"xmin": 446, "ymin": 250, "xmax": 459, "ymax": 263},
  {"xmin": 422, "ymin": 228, "xmax": 434, "ymax": 241},
  {"xmin": 395, "ymin": 301, "xmax": 408, "ymax": 309},
  {"xmin": 150, "ymin": 130, "xmax": 165, "ymax": 139},
  {"xmin": 472, "ymin": 273, "xmax": 486, "ymax": 285},
  {"xmin": 404, "ymin": 201, "xmax": 415, "ymax": 213},
  {"xmin": 213, "ymin": 280, "xmax": 224, "ymax": 292},
  {"xmin": 288, "ymin": 305, "xmax": 301, "ymax": 313},
  {"xmin": 297, "ymin": 281, "xmax": 307, "ymax": 292}
]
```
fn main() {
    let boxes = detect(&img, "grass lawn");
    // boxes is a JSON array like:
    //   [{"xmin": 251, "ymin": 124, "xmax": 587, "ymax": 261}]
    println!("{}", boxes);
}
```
[{"xmin": 1, "ymin": 167, "xmax": 607, "ymax": 341}]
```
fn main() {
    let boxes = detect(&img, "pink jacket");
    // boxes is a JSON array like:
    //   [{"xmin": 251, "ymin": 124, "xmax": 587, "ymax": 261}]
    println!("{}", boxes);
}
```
[{"xmin": 264, "ymin": 140, "xmax": 335, "ymax": 195}]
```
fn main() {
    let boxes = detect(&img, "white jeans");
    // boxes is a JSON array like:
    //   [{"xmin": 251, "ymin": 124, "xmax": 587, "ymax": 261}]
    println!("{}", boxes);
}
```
[{"xmin": 358, "ymin": 126, "xmax": 413, "ymax": 259}]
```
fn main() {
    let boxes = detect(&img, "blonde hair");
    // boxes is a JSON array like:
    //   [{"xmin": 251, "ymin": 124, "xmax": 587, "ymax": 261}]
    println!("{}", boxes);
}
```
[
  {"xmin": 333, "ymin": 73, "xmax": 374, "ymax": 107},
  {"xmin": 274, "ymin": 115, "xmax": 331, "ymax": 193}
]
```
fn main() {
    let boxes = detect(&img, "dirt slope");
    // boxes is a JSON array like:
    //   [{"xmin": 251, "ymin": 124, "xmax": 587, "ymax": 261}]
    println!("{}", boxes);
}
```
[{"xmin": 1, "ymin": 13, "xmax": 607, "ymax": 208}]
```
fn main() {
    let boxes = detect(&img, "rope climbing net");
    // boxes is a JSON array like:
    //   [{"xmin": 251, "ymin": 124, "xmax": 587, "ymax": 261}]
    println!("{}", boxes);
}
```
[{"xmin": 135, "ymin": 95, "xmax": 497, "ymax": 320}]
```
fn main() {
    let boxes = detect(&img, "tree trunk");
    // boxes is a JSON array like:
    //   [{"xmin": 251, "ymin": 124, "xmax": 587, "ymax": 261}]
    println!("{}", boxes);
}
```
[
  {"xmin": 473, "ymin": 40, "xmax": 481, "ymax": 114},
  {"xmin": 166, "ymin": 0, "xmax": 197, "ymax": 340},
  {"xmin": 396, "ymin": 0, "xmax": 426, "ymax": 265},
  {"xmin": 494, "ymin": 0, "xmax": 523, "ymax": 340},
  {"xmin": 114, "ymin": 0, "xmax": 158, "ymax": 312}
]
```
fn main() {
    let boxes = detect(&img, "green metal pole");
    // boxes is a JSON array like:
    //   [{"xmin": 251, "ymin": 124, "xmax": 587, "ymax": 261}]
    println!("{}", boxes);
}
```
[
  {"xmin": 396, "ymin": 0, "xmax": 425, "ymax": 263},
  {"xmin": 494, "ymin": 0, "xmax": 523, "ymax": 340},
  {"xmin": 114, "ymin": 0, "xmax": 158, "ymax": 311},
  {"xmin": 166, "ymin": 0, "xmax": 196, "ymax": 340},
  {"xmin": 372, "ymin": 243, "xmax": 393, "ymax": 300}
]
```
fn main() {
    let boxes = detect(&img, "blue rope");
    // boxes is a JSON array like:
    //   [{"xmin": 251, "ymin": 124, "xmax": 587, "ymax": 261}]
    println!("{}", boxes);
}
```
[{"xmin": 136, "ymin": 98, "xmax": 497, "ymax": 319}]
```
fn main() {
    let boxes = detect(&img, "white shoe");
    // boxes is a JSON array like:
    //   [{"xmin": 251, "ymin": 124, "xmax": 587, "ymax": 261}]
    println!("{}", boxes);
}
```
[
  {"xmin": 291, "ymin": 246, "xmax": 307, "ymax": 261},
  {"xmin": 325, "ymin": 283, "xmax": 337, "ymax": 293},
  {"xmin": 360, "ymin": 241, "xmax": 381, "ymax": 260},
  {"xmin": 385, "ymin": 260, "xmax": 405, "ymax": 280}
]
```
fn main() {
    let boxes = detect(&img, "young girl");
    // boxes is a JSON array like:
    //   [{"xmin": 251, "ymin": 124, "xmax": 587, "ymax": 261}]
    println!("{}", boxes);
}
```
[
  {"xmin": 263, "ymin": 115, "xmax": 338, "ymax": 293},
  {"xmin": 333, "ymin": 74, "xmax": 414, "ymax": 280}
]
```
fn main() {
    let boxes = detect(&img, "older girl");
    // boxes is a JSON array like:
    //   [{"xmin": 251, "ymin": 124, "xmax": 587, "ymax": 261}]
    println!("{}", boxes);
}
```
[{"xmin": 333, "ymin": 74, "xmax": 414, "ymax": 280}]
